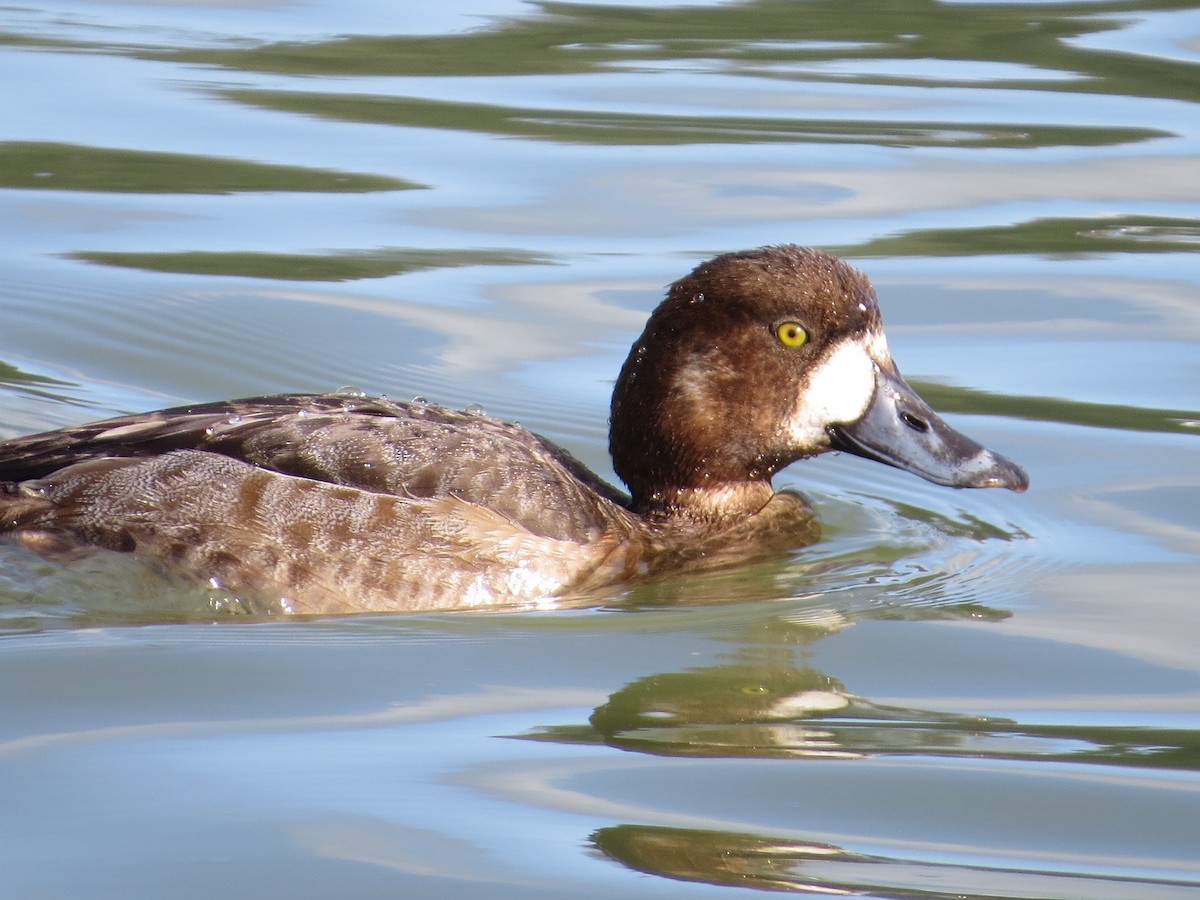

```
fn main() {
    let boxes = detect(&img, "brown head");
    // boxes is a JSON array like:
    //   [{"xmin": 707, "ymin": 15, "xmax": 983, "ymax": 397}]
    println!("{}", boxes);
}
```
[{"xmin": 609, "ymin": 245, "xmax": 1027, "ymax": 519}]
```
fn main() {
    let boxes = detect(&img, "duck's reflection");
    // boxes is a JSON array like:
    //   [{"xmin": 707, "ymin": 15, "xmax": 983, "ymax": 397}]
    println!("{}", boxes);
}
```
[
  {"xmin": 528, "ymin": 605, "xmax": 1200, "ymax": 768},
  {"xmin": 593, "ymin": 825, "xmax": 842, "ymax": 895},
  {"xmin": 542, "ymin": 649, "xmax": 1200, "ymax": 768},
  {"xmin": 590, "ymin": 823, "xmax": 1198, "ymax": 898},
  {"xmin": 584, "ymin": 656, "xmax": 1001, "ymax": 761}
]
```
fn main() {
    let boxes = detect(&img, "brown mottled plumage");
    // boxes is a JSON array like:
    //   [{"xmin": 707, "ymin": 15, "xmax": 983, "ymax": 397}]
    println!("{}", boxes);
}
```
[{"xmin": 0, "ymin": 246, "xmax": 1026, "ymax": 614}]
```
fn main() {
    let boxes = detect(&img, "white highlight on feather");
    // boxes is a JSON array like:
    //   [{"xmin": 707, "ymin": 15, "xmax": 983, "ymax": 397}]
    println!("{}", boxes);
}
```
[
  {"xmin": 671, "ymin": 348, "xmax": 722, "ymax": 408},
  {"xmin": 785, "ymin": 335, "xmax": 880, "ymax": 445},
  {"xmin": 863, "ymin": 326, "xmax": 891, "ymax": 365}
]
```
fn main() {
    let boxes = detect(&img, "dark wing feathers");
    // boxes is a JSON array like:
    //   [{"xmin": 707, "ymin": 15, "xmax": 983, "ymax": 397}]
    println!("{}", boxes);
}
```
[{"xmin": 0, "ymin": 393, "xmax": 632, "ymax": 543}]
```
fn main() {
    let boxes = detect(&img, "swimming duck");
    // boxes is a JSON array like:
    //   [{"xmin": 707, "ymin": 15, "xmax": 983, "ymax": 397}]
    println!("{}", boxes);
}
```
[{"xmin": 0, "ymin": 246, "xmax": 1026, "ymax": 614}]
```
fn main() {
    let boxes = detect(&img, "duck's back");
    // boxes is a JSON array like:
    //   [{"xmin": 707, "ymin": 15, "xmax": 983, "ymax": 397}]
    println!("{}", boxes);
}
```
[{"xmin": 0, "ymin": 394, "xmax": 639, "ymax": 612}]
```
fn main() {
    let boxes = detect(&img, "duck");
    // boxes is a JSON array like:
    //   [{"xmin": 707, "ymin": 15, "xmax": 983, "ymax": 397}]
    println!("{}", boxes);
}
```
[{"xmin": 0, "ymin": 246, "xmax": 1027, "ymax": 614}]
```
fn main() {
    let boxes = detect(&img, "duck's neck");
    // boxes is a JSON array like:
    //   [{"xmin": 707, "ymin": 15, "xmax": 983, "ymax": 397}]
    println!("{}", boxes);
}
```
[{"xmin": 630, "ymin": 480, "xmax": 776, "ymax": 524}]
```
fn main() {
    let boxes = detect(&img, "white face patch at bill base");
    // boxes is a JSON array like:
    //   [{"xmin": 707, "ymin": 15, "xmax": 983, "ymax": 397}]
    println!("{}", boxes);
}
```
[{"xmin": 784, "ymin": 336, "xmax": 880, "ymax": 446}]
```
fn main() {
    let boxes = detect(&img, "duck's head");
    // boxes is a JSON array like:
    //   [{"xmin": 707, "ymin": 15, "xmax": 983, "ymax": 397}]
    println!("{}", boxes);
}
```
[{"xmin": 609, "ymin": 245, "xmax": 1028, "ymax": 518}]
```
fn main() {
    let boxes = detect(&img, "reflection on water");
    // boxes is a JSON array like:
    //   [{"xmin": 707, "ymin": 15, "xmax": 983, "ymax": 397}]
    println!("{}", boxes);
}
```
[
  {"xmin": 68, "ymin": 247, "xmax": 544, "ymax": 283},
  {"xmin": 219, "ymin": 87, "xmax": 1165, "ymax": 150},
  {"xmin": 915, "ymin": 381, "xmax": 1200, "ymax": 438},
  {"xmin": 0, "ymin": 359, "xmax": 75, "ymax": 401},
  {"xmin": 543, "ymin": 648, "xmax": 1200, "ymax": 770},
  {"xmin": 142, "ymin": 0, "xmax": 1200, "ymax": 108},
  {"xmin": 845, "ymin": 214, "xmax": 1200, "ymax": 257},
  {"xmin": 593, "ymin": 824, "xmax": 1200, "ymax": 898},
  {"xmin": 582, "ymin": 658, "xmax": 1004, "ymax": 761},
  {"xmin": 0, "ymin": 142, "xmax": 419, "ymax": 194},
  {"xmin": 1, "ymin": 0, "xmax": 1199, "ymax": 897}
]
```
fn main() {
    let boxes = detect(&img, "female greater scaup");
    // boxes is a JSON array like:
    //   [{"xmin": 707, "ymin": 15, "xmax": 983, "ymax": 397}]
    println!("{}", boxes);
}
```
[{"xmin": 0, "ymin": 246, "xmax": 1026, "ymax": 613}]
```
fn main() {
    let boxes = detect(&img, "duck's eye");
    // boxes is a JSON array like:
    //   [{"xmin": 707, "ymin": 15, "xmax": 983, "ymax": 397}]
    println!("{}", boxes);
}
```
[{"xmin": 775, "ymin": 322, "xmax": 808, "ymax": 348}]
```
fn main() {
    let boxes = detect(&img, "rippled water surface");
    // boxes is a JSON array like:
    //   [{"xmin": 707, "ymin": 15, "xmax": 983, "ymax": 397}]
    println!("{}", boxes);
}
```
[{"xmin": 2, "ymin": 1, "xmax": 1199, "ymax": 897}]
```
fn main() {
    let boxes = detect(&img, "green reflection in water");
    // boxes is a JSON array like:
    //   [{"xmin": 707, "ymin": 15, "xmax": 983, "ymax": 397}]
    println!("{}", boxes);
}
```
[
  {"xmin": 0, "ymin": 31, "xmax": 76, "ymax": 50},
  {"xmin": 68, "ymin": 248, "xmax": 547, "ymax": 282},
  {"xmin": 156, "ymin": 0, "xmax": 1199, "ymax": 104},
  {"xmin": 532, "ymin": 652, "xmax": 1200, "ymax": 770},
  {"xmin": 0, "ymin": 361, "xmax": 70, "ymax": 390},
  {"xmin": 842, "ymin": 216, "xmax": 1200, "ymax": 257},
  {"xmin": 593, "ymin": 823, "xmax": 1200, "ymax": 897},
  {"xmin": 0, "ymin": 142, "xmax": 422, "ymax": 194},
  {"xmin": 219, "ymin": 89, "xmax": 1160, "ymax": 149},
  {"xmin": 914, "ymin": 381, "xmax": 1200, "ymax": 438},
  {"xmin": 0, "ymin": 361, "xmax": 81, "ymax": 406}
]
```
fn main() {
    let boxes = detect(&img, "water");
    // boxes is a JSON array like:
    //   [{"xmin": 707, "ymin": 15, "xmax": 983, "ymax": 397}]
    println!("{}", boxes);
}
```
[{"xmin": 2, "ymin": 0, "xmax": 1199, "ymax": 896}]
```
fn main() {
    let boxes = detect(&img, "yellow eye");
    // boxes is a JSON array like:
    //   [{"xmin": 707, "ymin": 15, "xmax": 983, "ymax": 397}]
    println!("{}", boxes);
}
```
[{"xmin": 775, "ymin": 321, "xmax": 808, "ymax": 347}]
